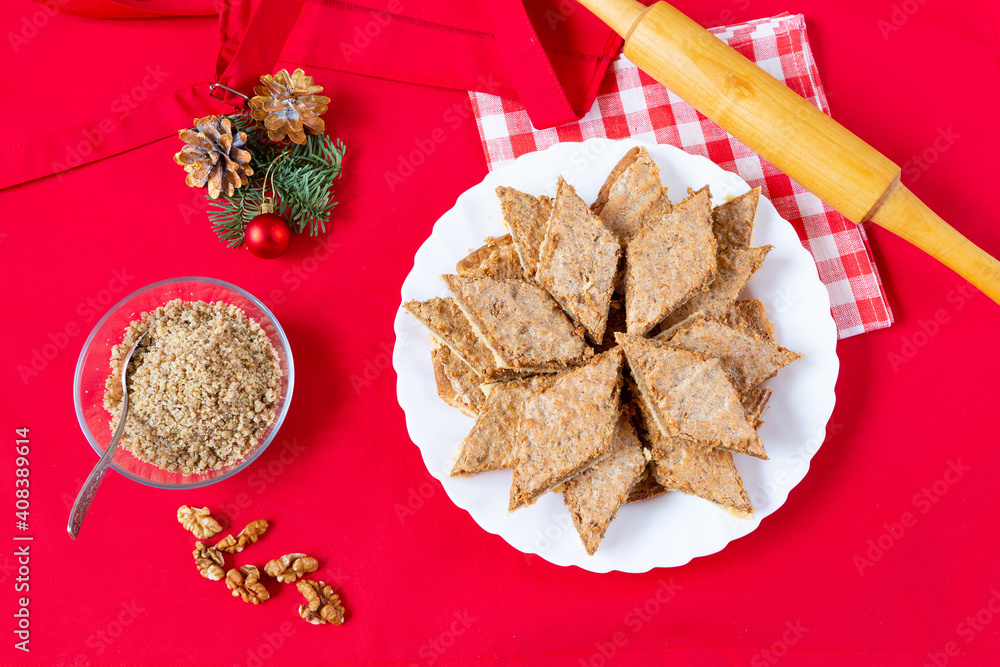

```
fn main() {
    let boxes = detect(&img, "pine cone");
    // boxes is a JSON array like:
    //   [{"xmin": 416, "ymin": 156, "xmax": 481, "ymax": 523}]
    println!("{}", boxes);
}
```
[
  {"xmin": 248, "ymin": 68, "xmax": 330, "ymax": 145},
  {"xmin": 174, "ymin": 116, "xmax": 253, "ymax": 199}
]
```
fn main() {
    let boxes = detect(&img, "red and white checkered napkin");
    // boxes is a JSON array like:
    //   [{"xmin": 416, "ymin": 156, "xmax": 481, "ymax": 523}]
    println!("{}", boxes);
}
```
[{"xmin": 468, "ymin": 13, "xmax": 893, "ymax": 338}]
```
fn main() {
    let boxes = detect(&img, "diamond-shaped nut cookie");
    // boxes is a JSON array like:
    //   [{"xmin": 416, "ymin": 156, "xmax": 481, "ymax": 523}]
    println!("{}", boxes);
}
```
[
  {"xmin": 177, "ymin": 505, "xmax": 222, "ymax": 540},
  {"xmin": 264, "ymin": 553, "xmax": 319, "ymax": 583},
  {"xmin": 296, "ymin": 580, "xmax": 345, "ymax": 625},
  {"xmin": 216, "ymin": 519, "xmax": 268, "ymax": 553},
  {"xmin": 226, "ymin": 565, "xmax": 270, "ymax": 604},
  {"xmin": 192, "ymin": 541, "xmax": 225, "ymax": 581}
]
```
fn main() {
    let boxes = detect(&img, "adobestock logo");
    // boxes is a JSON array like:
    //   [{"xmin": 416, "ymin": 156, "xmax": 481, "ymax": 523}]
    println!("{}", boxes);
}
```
[
  {"xmin": 71, "ymin": 600, "xmax": 146, "ymax": 666},
  {"xmin": 886, "ymin": 282, "xmax": 979, "ymax": 374},
  {"xmin": 394, "ymin": 480, "xmax": 436, "ymax": 524},
  {"xmin": 923, "ymin": 589, "xmax": 1000, "ymax": 667},
  {"xmin": 52, "ymin": 65, "xmax": 170, "ymax": 180},
  {"xmin": 410, "ymin": 610, "xmax": 477, "ymax": 666},
  {"xmin": 531, "ymin": 511, "xmax": 574, "ymax": 553},
  {"xmin": 750, "ymin": 619, "xmax": 810, "ymax": 667},
  {"xmin": 854, "ymin": 459, "xmax": 970, "ymax": 576},
  {"xmin": 878, "ymin": 0, "xmax": 933, "ymax": 40},
  {"xmin": 17, "ymin": 268, "xmax": 136, "ymax": 386},
  {"xmin": 578, "ymin": 579, "xmax": 681, "ymax": 667},
  {"xmin": 239, "ymin": 621, "xmax": 296, "ymax": 667},
  {"xmin": 383, "ymin": 75, "xmax": 501, "ymax": 193},
  {"xmin": 699, "ymin": 0, "xmax": 752, "ymax": 30},
  {"xmin": 7, "ymin": 0, "xmax": 71, "ymax": 53},
  {"xmin": 901, "ymin": 127, "xmax": 961, "ymax": 183},
  {"xmin": 338, "ymin": 0, "xmax": 403, "ymax": 63}
]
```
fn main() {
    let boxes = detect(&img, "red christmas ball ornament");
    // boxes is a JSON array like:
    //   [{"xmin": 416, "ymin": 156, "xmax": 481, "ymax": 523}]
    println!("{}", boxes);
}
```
[{"xmin": 244, "ymin": 212, "xmax": 291, "ymax": 259}]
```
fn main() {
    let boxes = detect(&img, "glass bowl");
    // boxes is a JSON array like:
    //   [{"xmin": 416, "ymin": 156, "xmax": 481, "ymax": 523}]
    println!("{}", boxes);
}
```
[{"xmin": 73, "ymin": 277, "xmax": 294, "ymax": 489}]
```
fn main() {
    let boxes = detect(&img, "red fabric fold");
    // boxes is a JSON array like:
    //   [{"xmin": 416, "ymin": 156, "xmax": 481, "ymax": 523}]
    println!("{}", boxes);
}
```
[
  {"xmin": 54, "ymin": 0, "xmax": 217, "ymax": 18},
  {"xmin": 486, "ymin": 0, "xmax": 580, "ymax": 128},
  {"xmin": 2, "ymin": 0, "xmax": 622, "ymax": 191},
  {"xmin": 0, "ymin": 83, "xmax": 230, "ymax": 190},
  {"xmin": 215, "ymin": 0, "xmax": 307, "ymax": 102},
  {"xmin": 279, "ymin": 0, "xmax": 622, "ymax": 119}
]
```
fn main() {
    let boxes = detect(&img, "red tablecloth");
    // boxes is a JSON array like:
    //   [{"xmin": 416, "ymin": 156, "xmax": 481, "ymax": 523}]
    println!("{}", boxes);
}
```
[{"xmin": 2, "ymin": 1, "xmax": 1000, "ymax": 665}]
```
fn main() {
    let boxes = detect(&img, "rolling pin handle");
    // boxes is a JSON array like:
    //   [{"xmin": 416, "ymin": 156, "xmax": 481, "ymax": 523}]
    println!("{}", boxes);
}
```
[{"xmin": 577, "ymin": 0, "xmax": 1000, "ymax": 306}]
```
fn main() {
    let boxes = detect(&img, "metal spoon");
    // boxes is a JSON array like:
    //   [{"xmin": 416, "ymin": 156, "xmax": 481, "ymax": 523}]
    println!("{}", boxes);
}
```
[{"xmin": 67, "ymin": 331, "xmax": 148, "ymax": 539}]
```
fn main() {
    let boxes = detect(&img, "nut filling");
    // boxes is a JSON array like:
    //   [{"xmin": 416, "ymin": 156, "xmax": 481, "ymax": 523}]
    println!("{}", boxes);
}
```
[{"xmin": 103, "ymin": 299, "xmax": 282, "ymax": 474}]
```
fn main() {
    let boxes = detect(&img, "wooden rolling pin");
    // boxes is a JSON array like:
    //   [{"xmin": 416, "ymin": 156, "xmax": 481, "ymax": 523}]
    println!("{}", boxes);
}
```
[{"xmin": 577, "ymin": 0, "xmax": 1000, "ymax": 304}]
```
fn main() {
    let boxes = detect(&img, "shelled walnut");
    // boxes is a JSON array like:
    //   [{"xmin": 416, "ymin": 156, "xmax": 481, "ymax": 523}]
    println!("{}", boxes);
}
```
[
  {"xmin": 177, "ymin": 505, "xmax": 223, "ymax": 539},
  {"xmin": 226, "ymin": 565, "xmax": 270, "ymax": 604},
  {"xmin": 296, "ymin": 580, "xmax": 345, "ymax": 625},
  {"xmin": 216, "ymin": 519, "xmax": 268, "ymax": 553},
  {"xmin": 193, "ymin": 542, "xmax": 225, "ymax": 581},
  {"xmin": 176, "ymin": 505, "xmax": 350, "ymax": 619},
  {"xmin": 264, "ymin": 553, "xmax": 319, "ymax": 583}
]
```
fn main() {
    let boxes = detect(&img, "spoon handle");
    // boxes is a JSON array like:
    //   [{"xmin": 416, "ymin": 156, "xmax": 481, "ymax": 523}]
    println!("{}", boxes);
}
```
[
  {"xmin": 67, "ymin": 454, "xmax": 115, "ymax": 539},
  {"xmin": 67, "ymin": 403, "xmax": 129, "ymax": 539},
  {"xmin": 67, "ymin": 331, "xmax": 146, "ymax": 540}
]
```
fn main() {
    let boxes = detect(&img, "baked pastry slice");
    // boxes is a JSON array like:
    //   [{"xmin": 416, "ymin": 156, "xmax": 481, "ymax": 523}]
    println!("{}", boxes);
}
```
[
  {"xmin": 723, "ymin": 299, "xmax": 774, "ymax": 339},
  {"xmin": 496, "ymin": 187, "xmax": 553, "ymax": 279},
  {"xmin": 625, "ymin": 464, "xmax": 669, "ymax": 503},
  {"xmin": 617, "ymin": 333, "xmax": 766, "ymax": 459},
  {"xmin": 430, "ymin": 339, "xmax": 486, "ymax": 417},
  {"xmin": 509, "ymin": 347, "xmax": 624, "ymax": 511},
  {"xmin": 456, "ymin": 234, "xmax": 525, "ymax": 281},
  {"xmin": 592, "ymin": 146, "xmax": 666, "ymax": 244},
  {"xmin": 536, "ymin": 177, "xmax": 621, "ymax": 344},
  {"xmin": 451, "ymin": 376, "xmax": 554, "ymax": 476},
  {"xmin": 617, "ymin": 379, "xmax": 668, "ymax": 504},
  {"xmin": 661, "ymin": 314, "xmax": 802, "ymax": 393},
  {"xmin": 404, "ymin": 297, "xmax": 499, "ymax": 378},
  {"xmin": 443, "ymin": 275, "xmax": 592, "ymax": 374},
  {"xmin": 657, "ymin": 307, "xmax": 780, "ymax": 426},
  {"xmin": 647, "ymin": 436, "xmax": 753, "ymax": 517},
  {"xmin": 595, "ymin": 293, "xmax": 627, "ymax": 353},
  {"xmin": 625, "ymin": 188, "xmax": 717, "ymax": 335},
  {"xmin": 659, "ymin": 244, "xmax": 772, "ymax": 331},
  {"xmin": 561, "ymin": 408, "xmax": 646, "ymax": 554},
  {"xmin": 712, "ymin": 187, "xmax": 761, "ymax": 249},
  {"xmin": 741, "ymin": 386, "xmax": 772, "ymax": 429},
  {"xmin": 633, "ymin": 379, "xmax": 753, "ymax": 516},
  {"xmin": 592, "ymin": 147, "xmax": 644, "ymax": 216},
  {"xmin": 726, "ymin": 300, "xmax": 776, "ymax": 427}
]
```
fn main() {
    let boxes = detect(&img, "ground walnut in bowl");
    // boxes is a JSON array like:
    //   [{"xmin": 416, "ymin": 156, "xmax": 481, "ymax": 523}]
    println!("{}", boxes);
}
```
[{"xmin": 103, "ymin": 299, "xmax": 282, "ymax": 474}]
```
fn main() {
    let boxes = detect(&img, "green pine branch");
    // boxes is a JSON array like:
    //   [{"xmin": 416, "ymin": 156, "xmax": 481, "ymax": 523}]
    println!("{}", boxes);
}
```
[
  {"xmin": 206, "ymin": 111, "xmax": 345, "ymax": 246},
  {"xmin": 208, "ymin": 181, "xmax": 264, "ymax": 248},
  {"xmin": 270, "ymin": 135, "xmax": 346, "ymax": 236}
]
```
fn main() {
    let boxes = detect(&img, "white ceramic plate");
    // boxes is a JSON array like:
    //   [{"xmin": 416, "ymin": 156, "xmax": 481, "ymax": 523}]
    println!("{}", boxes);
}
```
[{"xmin": 393, "ymin": 139, "xmax": 838, "ymax": 573}]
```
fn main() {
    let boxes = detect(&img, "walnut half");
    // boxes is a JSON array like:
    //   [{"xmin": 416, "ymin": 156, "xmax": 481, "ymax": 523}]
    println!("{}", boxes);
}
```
[
  {"xmin": 177, "ymin": 506, "xmax": 223, "ymax": 540},
  {"xmin": 264, "ymin": 553, "xmax": 319, "ymax": 583},
  {"xmin": 193, "ymin": 542, "xmax": 225, "ymax": 581},
  {"xmin": 226, "ymin": 565, "xmax": 270, "ymax": 604},
  {"xmin": 216, "ymin": 519, "xmax": 268, "ymax": 553},
  {"xmin": 296, "ymin": 580, "xmax": 345, "ymax": 625}
]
